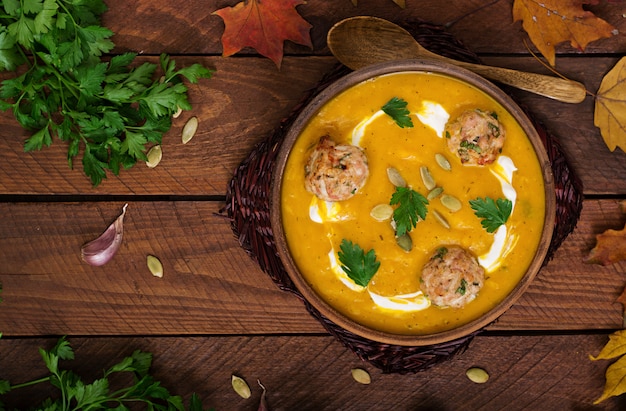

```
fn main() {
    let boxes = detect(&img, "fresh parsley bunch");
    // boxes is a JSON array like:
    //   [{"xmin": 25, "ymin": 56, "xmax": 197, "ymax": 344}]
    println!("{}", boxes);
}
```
[
  {"xmin": 0, "ymin": 0, "xmax": 213, "ymax": 186},
  {"xmin": 0, "ymin": 336, "xmax": 209, "ymax": 410}
]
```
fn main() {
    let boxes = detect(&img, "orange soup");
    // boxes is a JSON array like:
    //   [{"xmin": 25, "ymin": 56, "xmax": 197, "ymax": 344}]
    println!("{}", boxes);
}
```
[{"xmin": 280, "ymin": 71, "xmax": 546, "ymax": 335}]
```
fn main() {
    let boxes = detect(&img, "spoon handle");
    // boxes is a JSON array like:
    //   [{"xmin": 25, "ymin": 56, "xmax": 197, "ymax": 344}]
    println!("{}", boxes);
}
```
[{"xmin": 451, "ymin": 60, "xmax": 587, "ymax": 104}]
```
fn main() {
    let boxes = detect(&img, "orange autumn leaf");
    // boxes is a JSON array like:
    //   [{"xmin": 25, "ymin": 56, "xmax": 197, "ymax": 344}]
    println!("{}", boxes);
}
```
[
  {"xmin": 213, "ymin": 0, "xmax": 312, "ymax": 68},
  {"xmin": 585, "ymin": 222, "xmax": 626, "ymax": 265},
  {"xmin": 512, "ymin": 0, "xmax": 615, "ymax": 66},
  {"xmin": 595, "ymin": 57, "xmax": 626, "ymax": 152}
]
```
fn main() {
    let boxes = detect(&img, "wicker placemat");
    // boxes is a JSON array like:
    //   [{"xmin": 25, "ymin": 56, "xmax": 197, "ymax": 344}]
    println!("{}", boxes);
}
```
[{"xmin": 223, "ymin": 20, "xmax": 583, "ymax": 374}]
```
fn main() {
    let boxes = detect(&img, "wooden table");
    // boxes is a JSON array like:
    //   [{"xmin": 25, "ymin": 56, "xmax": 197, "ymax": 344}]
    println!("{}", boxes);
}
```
[{"xmin": 1, "ymin": 1, "xmax": 625, "ymax": 409}]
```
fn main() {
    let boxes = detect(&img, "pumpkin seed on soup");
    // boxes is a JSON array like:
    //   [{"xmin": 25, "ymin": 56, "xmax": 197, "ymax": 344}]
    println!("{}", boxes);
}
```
[
  {"xmin": 420, "ymin": 166, "xmax": 436, "ymax": 190},
  {"xmin": 432, "ymin": 209, "xmax": 450, "ymax": 229},
  {"xmin": 386, "ymin": 167, "xmax": 406, "ymax": 187},
  {"xmin": 396, "ymin": 232, "xmax": 412, "ymax": 252},
  {"xmin": 435, "ymin": 153, "xmax": 451, "ymax": 171},
  {"xmin": 441, "ymin": 194, "xmax": 462, "ymax": 212},
  {"xmin": 370, "ymin": 204, "xmax": 394, "ymax": 222},
  {"xmin": 427, "ymin": 187, "xmax": 443, "ymax": 200}
]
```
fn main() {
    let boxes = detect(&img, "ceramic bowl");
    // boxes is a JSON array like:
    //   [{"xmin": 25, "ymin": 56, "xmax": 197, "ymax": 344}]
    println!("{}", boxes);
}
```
[{"xmin": 270, "ymin": 59, "xmax": 556, "ymax": 346}]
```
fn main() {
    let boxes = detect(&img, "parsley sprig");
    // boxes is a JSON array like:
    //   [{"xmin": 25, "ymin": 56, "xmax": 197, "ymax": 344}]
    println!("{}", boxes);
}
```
[
  {"xmin": 338, "ymin": 239, "xmax": 380, "ymax": 287},
  {"xmin": 469, "ymin": 197, "xmax": 513, "ymax": 233},
  {"xmin": 381, "ymin": 97, "xmax": 413, "ymax": 128},
  {"xmin": 0, "ymin": 336, "xmax": 209, "ymax": 410},
  {"xmin": 0, "ymin": 0, "xmax": 213, "ymax": 186},
  {"xmin": 390, "ymin": 186, "xmax": 429, "ymax": 237}
]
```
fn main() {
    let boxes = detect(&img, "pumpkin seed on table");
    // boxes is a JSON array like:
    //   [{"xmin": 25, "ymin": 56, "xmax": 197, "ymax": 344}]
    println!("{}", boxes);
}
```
[
  {"xmin": 145, "ymin": 145, "xmax": 162, "ymax": 168},
  {"xmin": 386, "ymin": 167, "xmax": 406, "ymax": 187},
  {"xmin": 466, "ymin": 367, "xmax": 489, "ymax": 384},
  {"xmin": 147, "ymin": 255, "xmax": 163, "ymax": 278},
  {"xmin": 231, "ymin": 374, "xmax": 251, "ymax": 398},
  {"xmin": 435, "ymin": 153, "xmax": 451, "ymax": 171},
  {"xmin": 351, "ymin": 368, "xmax": 371, "ymax": 385},
  {"xmin": 370, "ymin": 204, "xmax": 394, "ymax": 222},
  {"xmin": 441, "ymin": 194, "xmax": 462, "ymax": 212},
  {"xmin": 182, "ymin": 116, "xmax": 198, "ymax": 144},
  {"xmin": 420, "ymin": 166, "xmax": 436, "ymax": 190}
]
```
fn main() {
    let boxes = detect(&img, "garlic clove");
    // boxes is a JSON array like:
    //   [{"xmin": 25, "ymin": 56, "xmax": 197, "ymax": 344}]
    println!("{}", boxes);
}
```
[{"xmin": 81, "ymin": 204, "xmax": 128, "ymax": 266}]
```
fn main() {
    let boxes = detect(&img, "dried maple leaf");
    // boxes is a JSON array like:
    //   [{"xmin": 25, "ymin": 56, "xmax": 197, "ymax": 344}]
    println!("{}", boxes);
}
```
[
  {"xmin": 585, "ymin": 222, "xmax": 626, "ymax": 265},
  {"xmin": 595, "ymin": 57, "xmax": 626, "ymax": 152},
  {"xmin": 213, "ymin": 0, "xmax": 312, "ymax": 68},
  {"xmin": 512, "ymin": 0, "xmax": 615, "ymax": 66}
]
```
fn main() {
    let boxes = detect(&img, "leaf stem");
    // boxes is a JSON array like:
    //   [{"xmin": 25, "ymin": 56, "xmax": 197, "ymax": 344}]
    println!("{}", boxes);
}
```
[{"xmin": 9, "ymin": 376, "xmax": 51, "ymax": 390}]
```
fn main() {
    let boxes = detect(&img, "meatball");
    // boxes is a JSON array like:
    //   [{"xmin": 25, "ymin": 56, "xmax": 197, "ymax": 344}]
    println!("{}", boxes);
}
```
[
  {"xmin": 420, "ymin": 246, "xmax": 485, "ymax": 308},
  {"xmin": 444, "ymin": 109, "xmax": 505, "ymax": 166},
  {"xmin": 304, "ymin": 135, "xmax": 369, "ymax": 202}
]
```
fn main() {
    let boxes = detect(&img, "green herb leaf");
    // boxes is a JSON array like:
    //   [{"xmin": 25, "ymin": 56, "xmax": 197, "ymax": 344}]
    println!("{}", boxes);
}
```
[
  {"xmin": 2, "ymin": 337, "xmax": 209, "ymax": 410},
  {"xmin": 0, "ymin": 2, "xmax": 213, "ymax": 186},
  {"xmin": 469, "ymin": 197, "xmax": 513, "ymax": 233},
  {"xmin": 390, "ymin": 186, "xmax": 429, "ymax": 237},
  {"xmin": 338, "ymin": 239, "xmax": 380, "ymax": 287},
  {"xmin": 381, "ymin": 96, "xmax": 413, "ymax": 128}
]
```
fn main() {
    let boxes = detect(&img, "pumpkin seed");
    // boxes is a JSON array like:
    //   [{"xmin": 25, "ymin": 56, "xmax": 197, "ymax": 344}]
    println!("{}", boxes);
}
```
[
  {"xmin": 420, "ymin": 166, "xmax": 436, "ymax": 190},
  {"xmin": 231, "ymin": 375, "xmax": 251, "ymax": 398},
  {"xmin": 386, "ymin": 167, "xmax": 406, "ymax": 187},
  {"xmin": 466, "ymin": 367, "xmax": 489, "ymax": 384},
  {"xmin": 370, "ymin": 204, "xmax": 394, "ymax": 222},
  {"xmin": 351, "ymin": 368, "xmax": 371, "ymax": 385},
  {"xmin": 441, "ymin": 194, "xmax": 462, "ymax": 212},
  {"xmin": 432, "ymin": 209, "xmax": 450, "ymax": 229},
  {"xmin": 147, "ymin": 255, "xmax": 163, "ymax": 278},
  {"xmin": 182, "ymin": 116, "xmax": 198, "ymax": 144},
  {"xmin": 435, "ymin": 153, "xmax": 451, "ymax": 171},
  {"xmin": 172, "ymin": 106, "xmax": 183, "ymax": 119},
  {"xmin": 427, "ymin": 187, "xmax": 443, "ymax": 200},
  {"xmin": 395, "ymin": 232, "xmax": 412, "ymax": 252},
  {"xmin": 145, "ymin": 145, "xmax": 162, "ymax": 168}
]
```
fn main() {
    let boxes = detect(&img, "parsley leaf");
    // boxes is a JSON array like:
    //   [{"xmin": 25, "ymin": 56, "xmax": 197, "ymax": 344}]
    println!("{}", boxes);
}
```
[
  {"xmin": 338, "ymin": 239, "xmax": 380, "ymax": 287},
  {"xmin": 390, "ymin": 186, "xmax": 429, "ymax": 237},
  {"xmin": 0, "ymin": 2, "xmax": 214, "ymax": 186},
  {"xmin": 0, "ymin": 337, "xmax": 211, "ymax": 410},
  {"xmin": 381, "ymin": 96, "xmax": 413, "ymax": 128},
  {"xmin": 469, "ymin": 197, "xmax": 513, "ymax": 233}
]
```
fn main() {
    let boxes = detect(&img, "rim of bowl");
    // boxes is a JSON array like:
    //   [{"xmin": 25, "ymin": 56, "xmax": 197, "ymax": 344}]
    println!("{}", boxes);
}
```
[{"xmin": 269, "ymin": 59, "xmax": 556, "ymax": 346}]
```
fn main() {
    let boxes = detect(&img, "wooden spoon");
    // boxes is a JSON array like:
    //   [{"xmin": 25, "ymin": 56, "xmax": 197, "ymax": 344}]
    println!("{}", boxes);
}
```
[{"xmin": 327, "ymin": 16, "xmax": 587, "ymax": 104}]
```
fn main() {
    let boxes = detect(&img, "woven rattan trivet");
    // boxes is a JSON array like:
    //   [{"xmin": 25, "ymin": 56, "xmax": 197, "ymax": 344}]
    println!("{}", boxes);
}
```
[{"xmin": 223, "ymin": 20, "xmax": 583, "ymax": 374}]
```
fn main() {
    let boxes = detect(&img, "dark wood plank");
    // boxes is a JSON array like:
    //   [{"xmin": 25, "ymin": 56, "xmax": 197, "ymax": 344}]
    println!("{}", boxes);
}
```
[
  {"xmin": 100, "ymin": 0, "xmax": 626, "ymax": 56},
  {"xmin": 0, "ymin": 200, "xmax": 623, "ymax": 336},
  {"xmin": 1, "ymin": 333, "xmax": 624, "ymax": 410},
  {"xmin": 0, "ymin": 57, "xmax": 625, "ymax": 195}
]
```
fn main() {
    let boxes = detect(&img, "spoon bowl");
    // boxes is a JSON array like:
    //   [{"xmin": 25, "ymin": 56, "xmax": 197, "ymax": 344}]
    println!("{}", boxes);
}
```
[{"xmin": 327, "ymin": 16, "xmax": 586, "ymax": 104}]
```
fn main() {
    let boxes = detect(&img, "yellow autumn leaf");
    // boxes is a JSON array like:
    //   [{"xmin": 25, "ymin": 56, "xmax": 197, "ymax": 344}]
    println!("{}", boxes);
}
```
[
  {"xmin": 595, "ymin": 352, "xmax": 626, "ymax": 404},
  {"xmin": 590, "ymin": 330, "xmax": 626, "ymax": 361},
  {"xmin": 594, "ymin": 57, "xmax": 626, "ymax": 153}
]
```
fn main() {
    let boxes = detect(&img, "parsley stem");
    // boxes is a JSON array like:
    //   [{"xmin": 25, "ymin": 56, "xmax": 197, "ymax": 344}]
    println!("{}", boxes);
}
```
[{"xmin": 9, "ymin": 376, "xmax": 51, "ymax": 390}]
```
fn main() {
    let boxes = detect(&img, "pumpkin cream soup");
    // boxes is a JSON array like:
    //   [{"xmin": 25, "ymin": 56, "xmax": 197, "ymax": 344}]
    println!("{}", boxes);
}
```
[{"xmin": 280, "ymin": 71, "xmax": 546, "ymax": 336}]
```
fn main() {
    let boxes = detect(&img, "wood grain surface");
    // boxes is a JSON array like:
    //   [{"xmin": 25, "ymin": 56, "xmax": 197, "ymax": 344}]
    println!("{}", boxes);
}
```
[
  {"xmin": 0, "ymin": 334, "xmax": 624, "ymax": 410},
  {"xmin": 1, "ymin": 0, "xmax": 625, "ymax": 409}
]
